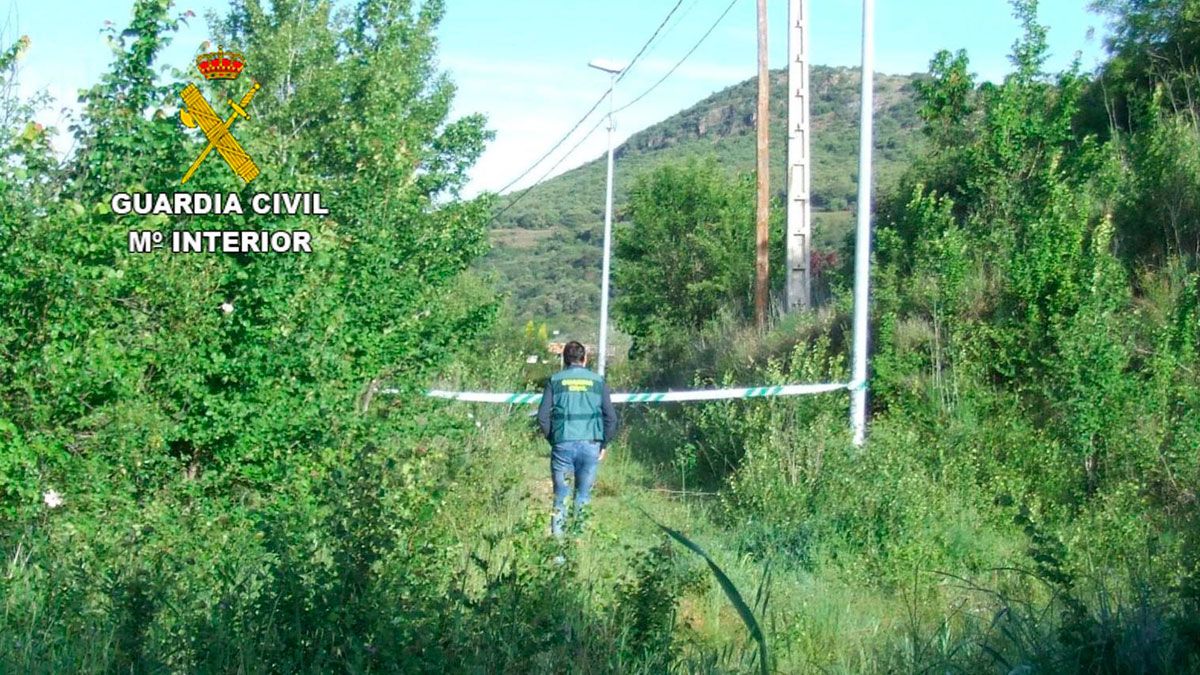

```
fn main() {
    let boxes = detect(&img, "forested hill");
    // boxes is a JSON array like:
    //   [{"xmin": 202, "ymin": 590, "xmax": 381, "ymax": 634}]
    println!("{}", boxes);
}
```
[{"xmin": 482, "ymin": 65, "xmax": 926, "ymax": 335}]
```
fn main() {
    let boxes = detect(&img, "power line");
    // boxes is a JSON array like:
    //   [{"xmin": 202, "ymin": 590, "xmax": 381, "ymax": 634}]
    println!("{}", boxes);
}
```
[
  {"xmin": 491, "ymin": 0, "xmax": 686, "ymax": 199},
  {"xmin": 615, "ymin": 0, "xmax": 687, "ymax": 85},
  {"xmin": 615, "ymin": 0, "xmax": 741, "ymax": 115},
  {"xmin": 489, "ymin": 115, "xmax": 608, "ymax": 223},
  {"xmin": 492, "ymin": 0, "xmax": 744, "ymax": 223},
  {"xmin": 492, "ymin": 92, "xmax": 609, "ymax": 196},
  {"xmin": 641, "ymin": 0, "xmax": 703, "ymax": 62}
]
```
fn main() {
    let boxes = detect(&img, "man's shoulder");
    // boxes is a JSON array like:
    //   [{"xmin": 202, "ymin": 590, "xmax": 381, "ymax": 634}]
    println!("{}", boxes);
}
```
[
  {"xmin": 551, "ymin": 367, "xmax": 605, "ymax": 390},
  {"xmin": 552, "ymin": 366, "xmax": 601, "ymax": 379}
]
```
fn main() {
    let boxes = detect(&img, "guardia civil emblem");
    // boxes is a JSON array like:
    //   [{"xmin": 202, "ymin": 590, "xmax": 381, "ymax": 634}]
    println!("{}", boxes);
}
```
[{"xmin": 178, "ymin": 45, "xmax": 260, "ymax": 184}]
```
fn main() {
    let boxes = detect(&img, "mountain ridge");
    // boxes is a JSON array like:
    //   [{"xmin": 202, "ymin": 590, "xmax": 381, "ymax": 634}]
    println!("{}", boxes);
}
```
[{"xmin": 481, "ymin": 64, "xmax": 927, "ymax": 337}]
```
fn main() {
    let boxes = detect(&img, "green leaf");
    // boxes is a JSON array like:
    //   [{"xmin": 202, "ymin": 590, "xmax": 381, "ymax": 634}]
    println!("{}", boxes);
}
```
[{"xmin": 639, "ymin": 507, "xmax": 769, "ymax": 675}]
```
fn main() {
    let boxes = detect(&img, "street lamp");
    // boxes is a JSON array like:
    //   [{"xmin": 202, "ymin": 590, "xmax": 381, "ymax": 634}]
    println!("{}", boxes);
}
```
[
  {"xmin": 589, "ymin": 58, "xmax": 623, "ymax": 376},
  {"xmin": 850, "ymin": 0, "xmax": 875, "ymax": 446}
]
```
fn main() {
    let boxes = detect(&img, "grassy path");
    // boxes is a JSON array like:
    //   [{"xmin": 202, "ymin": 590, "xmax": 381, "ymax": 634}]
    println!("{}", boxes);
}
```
[{"xmin": 443, "ymin": 421, "xmax": 918, "ymax": 673}]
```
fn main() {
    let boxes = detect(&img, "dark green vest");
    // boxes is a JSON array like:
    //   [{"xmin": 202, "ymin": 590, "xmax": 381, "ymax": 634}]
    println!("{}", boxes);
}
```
[{"xmin": 549, "ymin": 366, "xmax": 604, "ymax": 443}]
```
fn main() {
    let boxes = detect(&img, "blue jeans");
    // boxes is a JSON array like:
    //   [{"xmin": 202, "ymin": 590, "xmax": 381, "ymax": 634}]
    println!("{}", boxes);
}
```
[{"xmin": 550, "ymin": 440, "xmax": 601, "ymax": 537}]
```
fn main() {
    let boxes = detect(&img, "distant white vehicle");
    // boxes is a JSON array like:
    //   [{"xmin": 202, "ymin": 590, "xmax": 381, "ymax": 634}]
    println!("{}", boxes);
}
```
[{"xmin": 526, "ymin": 354, "xmax": 539, "ymax": 364}]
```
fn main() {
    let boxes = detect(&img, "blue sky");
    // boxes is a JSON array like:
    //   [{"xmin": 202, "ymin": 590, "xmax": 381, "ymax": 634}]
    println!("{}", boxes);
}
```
[{"xmin": 7, "ymin": 0, "xmax": 1111, "ymax": 196}]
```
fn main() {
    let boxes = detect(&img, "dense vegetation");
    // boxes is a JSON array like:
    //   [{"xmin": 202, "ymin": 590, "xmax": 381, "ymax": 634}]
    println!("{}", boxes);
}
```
[
  {"xmin": 483, "ymin": 65, "xmax": 925, "ymax": 337},
  {"xmin": 0, "ymin": 0, "xmax": 504, "ymax": 670},
  {"xmin": 2, "ymin": 0, "xmax": 1199, "ymax": 672},
  {"xmin": 607, "ymin": 0, "xmax": 1200, "ymax": 670}
]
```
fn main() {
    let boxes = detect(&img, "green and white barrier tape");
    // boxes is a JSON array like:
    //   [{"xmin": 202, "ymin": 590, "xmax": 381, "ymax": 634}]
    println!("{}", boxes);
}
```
[{"xmin": 423, "ymin": 381, "xmax": 849, "ymax": 405}]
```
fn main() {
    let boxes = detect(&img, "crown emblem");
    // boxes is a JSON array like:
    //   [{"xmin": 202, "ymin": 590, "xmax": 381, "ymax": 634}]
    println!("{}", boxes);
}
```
[{"xmin": 195, "ymin": 46, "xmax": 245, "ymax": 80}]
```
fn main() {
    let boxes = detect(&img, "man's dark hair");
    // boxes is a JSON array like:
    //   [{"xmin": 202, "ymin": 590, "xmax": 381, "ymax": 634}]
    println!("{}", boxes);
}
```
[{"xmin": 562, "ymin": 341, "xmax": 587, "ymax": 366}]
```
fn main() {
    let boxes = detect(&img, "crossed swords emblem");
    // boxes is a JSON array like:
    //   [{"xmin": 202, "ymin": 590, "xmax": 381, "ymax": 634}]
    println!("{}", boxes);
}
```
[{"xmin": 179, "ymin": 80, "xmax": 261, "ymax": 184}]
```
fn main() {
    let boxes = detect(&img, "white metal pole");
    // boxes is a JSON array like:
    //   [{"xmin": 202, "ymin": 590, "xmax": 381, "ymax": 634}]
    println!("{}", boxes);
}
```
[
  {"xmin": 850, "ymin": 0, "xmax": 875, "ymax": 446},
  {"xmin": 597, "ymin": 72, "xmax": 617, "ymax": 375}
]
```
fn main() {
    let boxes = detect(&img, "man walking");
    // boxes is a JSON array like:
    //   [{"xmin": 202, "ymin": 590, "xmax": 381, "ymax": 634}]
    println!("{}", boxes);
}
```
[{"xmin": 537, "ymin": 341, "xmax": 618, "ymax": 537}]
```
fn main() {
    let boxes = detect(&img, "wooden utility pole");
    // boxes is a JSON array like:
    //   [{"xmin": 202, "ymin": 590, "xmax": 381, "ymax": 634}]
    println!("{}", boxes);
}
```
[{"xmin": 754, "ymin": 0, "xmax": 770, "ymax": 329}]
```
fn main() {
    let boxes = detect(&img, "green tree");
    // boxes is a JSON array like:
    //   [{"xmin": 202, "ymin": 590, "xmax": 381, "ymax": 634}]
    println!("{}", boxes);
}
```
[
  {"xmin": 0, "ymin": 0, "xmax": 497, "ymax": 665},
  {"xmin": 1087, "ymin": 0, "xmax": 1200, "ymax": 263},
  {"xmin": 872, "ymin": 0, "xmax": 1136, "ymax": 502},
  {"xmin": 2, "ymin": 0, "xmax": 496, "ymax": 486},
  {"xmin": 914, "ymin": 49, "xmax": 976, "ymax": 148},
  {"xmin": 1090, "ymin": 0, "xmax": 1200, "ymax": 123},
  {"xmin": 613, "ymin": 160, "xmax": 758, "ymax": 349}
]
